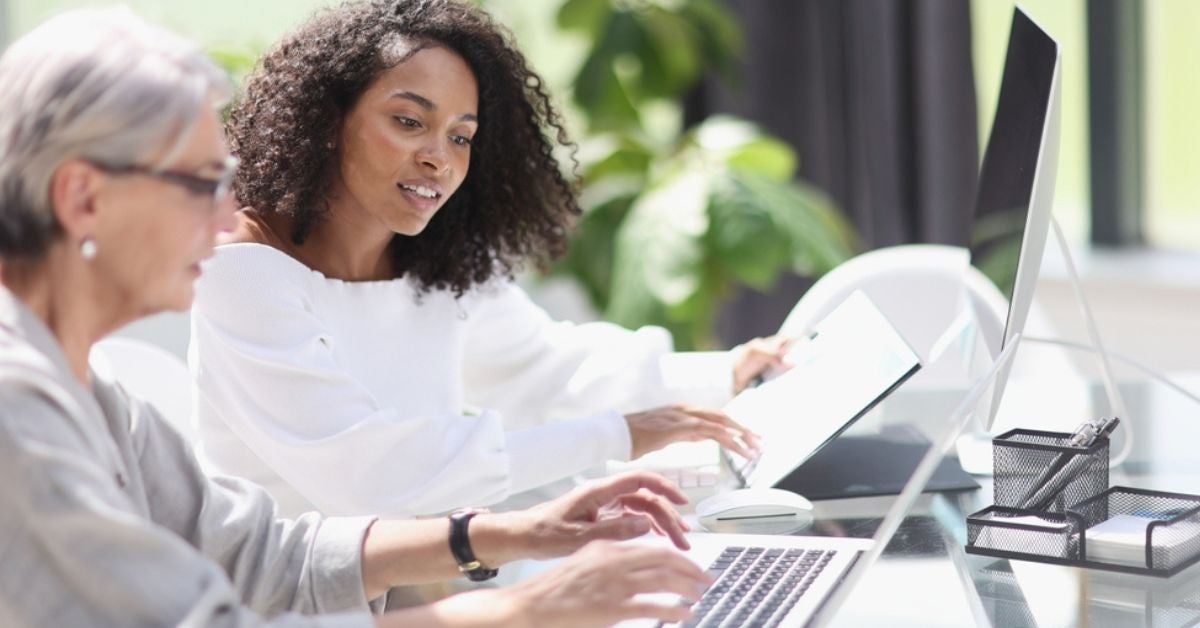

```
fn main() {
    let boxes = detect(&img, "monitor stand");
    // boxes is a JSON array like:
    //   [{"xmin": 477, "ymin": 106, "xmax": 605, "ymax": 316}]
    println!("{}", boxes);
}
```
[{"xmin": 956, "ymin": 216, "xmax": 1129, "ymax": 475}]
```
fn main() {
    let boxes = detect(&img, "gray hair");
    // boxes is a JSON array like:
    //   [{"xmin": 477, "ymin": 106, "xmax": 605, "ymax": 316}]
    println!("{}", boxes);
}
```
[{"xmin": 0, "ymin": 7, "xmax": 230, "ymax": 260}]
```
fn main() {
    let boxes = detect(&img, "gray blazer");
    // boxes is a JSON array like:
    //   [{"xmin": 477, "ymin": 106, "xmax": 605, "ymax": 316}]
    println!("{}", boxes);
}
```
[{"xmin": 0, "ymin": 286, "xmax": 376, "ymax": 627}]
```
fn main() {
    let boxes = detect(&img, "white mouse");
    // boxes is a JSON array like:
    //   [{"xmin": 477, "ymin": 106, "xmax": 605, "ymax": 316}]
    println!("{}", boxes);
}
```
[{"xmin": 695, "ymin": 488, "xmax": 814, "ymax": 533}]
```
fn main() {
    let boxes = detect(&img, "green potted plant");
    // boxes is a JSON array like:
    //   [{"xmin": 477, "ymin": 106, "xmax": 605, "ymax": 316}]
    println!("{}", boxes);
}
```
[{"xmin": 550, "ymin": 0, "xmax": 859, "ymax": 348}]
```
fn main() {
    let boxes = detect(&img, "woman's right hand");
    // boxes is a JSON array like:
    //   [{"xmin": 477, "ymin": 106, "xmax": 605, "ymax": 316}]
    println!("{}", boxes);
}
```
[
  {"xmin": 379, "ymin": 541, "xmax": 709, "ymax": 628},
  {"xmin": 502, "ymin": 540, "xmax": 709, "ymax": 628},
  {"xmin": 625, "ymin": 404, "xmax": 760, "ymax": 460}
]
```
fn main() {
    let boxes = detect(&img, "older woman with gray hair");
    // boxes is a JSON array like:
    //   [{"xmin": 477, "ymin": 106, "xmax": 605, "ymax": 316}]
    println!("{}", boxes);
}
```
[{"xmin": 0, "ymin": 8, "xmax": 710, "ymax": 627}]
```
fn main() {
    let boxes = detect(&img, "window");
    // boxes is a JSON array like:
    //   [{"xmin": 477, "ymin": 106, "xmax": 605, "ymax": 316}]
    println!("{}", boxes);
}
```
[{"xmin": 1144, "ymin": 0, "xmax": 1200, "ymax": 251}]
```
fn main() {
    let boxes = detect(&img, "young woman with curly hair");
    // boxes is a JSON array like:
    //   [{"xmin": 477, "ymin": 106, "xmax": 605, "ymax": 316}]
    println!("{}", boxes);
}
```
[{"xmin": 191, "ymin": 0, "xmax": 788, "ymax": 518}]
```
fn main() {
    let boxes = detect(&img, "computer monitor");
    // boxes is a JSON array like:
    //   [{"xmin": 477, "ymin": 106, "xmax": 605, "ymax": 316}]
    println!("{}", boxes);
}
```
[{"xmin": 969, "ymin": 6, "xmax": 1061, "ymax": 431}]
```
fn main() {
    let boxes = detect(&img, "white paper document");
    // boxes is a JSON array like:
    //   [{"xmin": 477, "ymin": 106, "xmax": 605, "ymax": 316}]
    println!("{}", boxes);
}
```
[{"xmin": 724, "ymin": 290, "xmax": 921, "ymax": 489}]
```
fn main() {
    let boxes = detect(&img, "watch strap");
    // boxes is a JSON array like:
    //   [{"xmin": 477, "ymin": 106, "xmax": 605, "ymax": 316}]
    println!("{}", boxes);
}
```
[{"xmin": 448, "ymin": 509, "xmax": 498, "ymax": 581}]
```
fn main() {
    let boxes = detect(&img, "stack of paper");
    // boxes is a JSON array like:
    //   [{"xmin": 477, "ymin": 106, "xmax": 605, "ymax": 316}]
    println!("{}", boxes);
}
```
[
  {"xmin": 1085, "ymin": 514, "xmax": 1200, "ymax": 568},
  {"xmin": 1086, "ymin": 515, "xmax": 1153, "ymax": 567}
]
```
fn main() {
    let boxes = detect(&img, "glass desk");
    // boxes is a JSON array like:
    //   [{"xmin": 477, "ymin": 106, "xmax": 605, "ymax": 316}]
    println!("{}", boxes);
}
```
[
  {"xmin": 502, "ymin": 370, "xmax": 1200, "ymax": 627},
  {"xmin": 504, "ymin": 369, "xmax": 1200, "ymax": 628},
  {"xmin": 807, "ymin": 370, "xmax": 1200, "ymax": 628}
]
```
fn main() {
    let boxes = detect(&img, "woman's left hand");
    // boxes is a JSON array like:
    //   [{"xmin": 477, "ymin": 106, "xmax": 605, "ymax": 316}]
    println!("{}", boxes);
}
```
[
  {"xmin": 507, "ymin": 471, "xmax": 693, "ymax": 561},
  {"xmin": 731, "ymin": 335, "xmax": 793, "ymax": 393}
]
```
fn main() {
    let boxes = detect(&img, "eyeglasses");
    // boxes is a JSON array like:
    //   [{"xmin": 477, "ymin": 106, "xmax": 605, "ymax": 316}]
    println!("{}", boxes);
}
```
[{"xmin": 93, "ymin": 155, "xmax": 239, "ymax": 210}]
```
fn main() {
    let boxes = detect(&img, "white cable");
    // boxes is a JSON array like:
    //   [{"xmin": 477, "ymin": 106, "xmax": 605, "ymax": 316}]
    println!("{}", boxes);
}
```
[
  {"xmin": 1025, "ymin": 335, "xmax": 1200, "ymax": 407},
  {"xmin": 1041, "ymin": 216, "xmax": 1133, "ymax": 468},
  {"xmin": 1024, "ymin": 334, "xmax": 1200, "ymax": 467},
  {"xmin": 1049, "ymin": 217, "xmax": 1129, "ymax": 420}
]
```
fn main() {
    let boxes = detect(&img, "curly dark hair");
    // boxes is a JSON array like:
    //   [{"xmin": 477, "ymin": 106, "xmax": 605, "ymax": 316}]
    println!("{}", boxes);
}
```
[{"xmin": 227, "ymin": 0, "xmax": 579, "ymax": 295}]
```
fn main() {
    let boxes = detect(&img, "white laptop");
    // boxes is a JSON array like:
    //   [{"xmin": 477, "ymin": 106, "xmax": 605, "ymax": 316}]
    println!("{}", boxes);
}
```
[{"xmin": 618, "ymin": 333, "xmax": 1020, "ymax": 628}]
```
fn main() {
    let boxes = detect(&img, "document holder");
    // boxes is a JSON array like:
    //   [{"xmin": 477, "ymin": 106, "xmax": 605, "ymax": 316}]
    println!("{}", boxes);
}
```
[{"xmin": 966, "ymin": 429, "xmax": 1200, "ymax": 577}]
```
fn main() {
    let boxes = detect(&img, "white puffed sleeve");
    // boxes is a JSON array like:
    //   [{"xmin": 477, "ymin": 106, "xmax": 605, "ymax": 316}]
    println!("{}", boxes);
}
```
[
  {"xmin": 190, "ymin": 249, "xmax": 630, "ymax": 517},
  {"xmin": 462, "ymin": 282, "xmax": 737, "ymax": 430}
]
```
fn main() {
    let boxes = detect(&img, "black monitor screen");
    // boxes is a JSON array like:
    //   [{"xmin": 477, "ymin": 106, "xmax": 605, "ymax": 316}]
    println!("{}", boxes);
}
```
[{"xmin": 970, "ymin": 10, "xmax": 1059, "ymax": 300}]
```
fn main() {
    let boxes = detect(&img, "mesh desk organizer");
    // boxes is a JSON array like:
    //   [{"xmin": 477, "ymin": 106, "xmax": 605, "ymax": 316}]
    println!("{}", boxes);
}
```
[{"xmin": 966, "ymin": 428, "xmax": 1200, "ymax": 577}]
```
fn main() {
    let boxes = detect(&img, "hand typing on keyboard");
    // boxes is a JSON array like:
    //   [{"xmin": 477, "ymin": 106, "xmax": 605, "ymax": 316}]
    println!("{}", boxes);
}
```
[{"xmin": 499, "ymin": 541, "xmax": 712, "ymax": 628}]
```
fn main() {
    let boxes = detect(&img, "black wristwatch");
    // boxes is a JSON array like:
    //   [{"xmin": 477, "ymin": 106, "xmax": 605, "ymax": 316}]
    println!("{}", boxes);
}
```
[{"xmin": 447, "ymin": 508, "xmax": 499, "ymax": 581}]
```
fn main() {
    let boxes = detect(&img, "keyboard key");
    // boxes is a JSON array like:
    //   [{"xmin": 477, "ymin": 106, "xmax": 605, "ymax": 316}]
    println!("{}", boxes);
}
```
[
  {"xmin": 679, "ymin": 476, "xmax": 699, "ymax": 489},
  {"xmin": 675, "ymin": 546, "xmax": 839, "ymax": 628}
]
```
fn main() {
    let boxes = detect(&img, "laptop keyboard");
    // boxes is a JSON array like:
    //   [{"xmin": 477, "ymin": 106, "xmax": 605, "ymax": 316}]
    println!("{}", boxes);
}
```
[
  {"xmin": 665, "ymin": 546, "xmax": 838, "ymax": 628},
  {"xmin": 654, "ymin": 464, "xmax": 721, "ymax": 489}
]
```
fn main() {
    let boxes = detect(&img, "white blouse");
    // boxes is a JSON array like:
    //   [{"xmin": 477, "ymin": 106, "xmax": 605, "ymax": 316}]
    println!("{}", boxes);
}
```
[{"xmin": 190, "ymin": 243, "xmax": 734, "ymax": 518}]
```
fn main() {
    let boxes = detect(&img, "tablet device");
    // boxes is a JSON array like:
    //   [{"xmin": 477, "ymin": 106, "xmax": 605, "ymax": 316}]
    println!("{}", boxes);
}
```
[{"xmin": 723, "ymin": 290, "xmax": 922, "ymax": 489}]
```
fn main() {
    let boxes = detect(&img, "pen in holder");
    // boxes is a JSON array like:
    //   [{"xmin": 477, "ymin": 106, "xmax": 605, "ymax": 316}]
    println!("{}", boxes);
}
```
[{"xmin": 992, "ymin": 428, "xmax": 1109, "ymax": 514}]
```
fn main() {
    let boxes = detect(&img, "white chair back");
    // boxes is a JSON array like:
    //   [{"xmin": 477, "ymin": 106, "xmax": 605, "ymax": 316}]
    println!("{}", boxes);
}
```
[{"xmin": 779, "ymin": 244, "xmax": 1068, "ymax": 389}]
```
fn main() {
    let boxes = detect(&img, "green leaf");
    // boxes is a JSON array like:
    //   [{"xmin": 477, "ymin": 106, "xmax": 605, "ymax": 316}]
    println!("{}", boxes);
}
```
[
  {"xmin": 577, "ymin": 174, "xmax": 646, "ymax": 211},
  {"xmin": 569, "ymin": 2, "xmax": 735, "ymax": 127},
  {"xmin": 732, "ymin": 173, "xmax": 858, "ymax": 275},
  {"xmin": 681, "ymin": 0, "xmax": 743, "ymax": 77},
  {"xmin": 556, "ymin": 0, "xmax": 613, "ymax": 35},
  {"xmin": 606, "ymin": 167, "xmax": 710, "ymax": 326},
  {"xmin": 557, "ymin": 191, "xmax": 638, "ymax": 308},
  {"xmin": 581, "ymin": 135, "xmax": 655, "ymax": 183},
  {"xmin": 572, "ymin": 11, "xmax": 645, "ymax": 131},
  {"xmin": 726, "ymin": 137, "xmax": 797, "ymax": 181},
  {"xmin": 707, "ymin": 175, "xmax": 792, "ymax": 290},
  {"xmin": 691, "ymin": 115, "xmax": 762, "ymax": 152},
  {"xmin": 686, "ymin": 116, "xmax": 797, "ymax": 180},
  {"xmin": 634, "ymin": 7, "xmax": 703, "ymax": 98}
]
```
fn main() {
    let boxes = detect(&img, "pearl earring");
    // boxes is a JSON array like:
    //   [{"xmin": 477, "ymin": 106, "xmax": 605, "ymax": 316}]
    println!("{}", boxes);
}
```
[{"xmin": 80, "ymin": 238, "xmax": 97, "ymax": 261}]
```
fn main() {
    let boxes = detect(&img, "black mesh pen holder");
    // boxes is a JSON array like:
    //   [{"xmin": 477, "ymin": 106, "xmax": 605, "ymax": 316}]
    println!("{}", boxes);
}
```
[{"xmin": 991, "ymin": 428, "xmax": 1108, "ymax": 513}]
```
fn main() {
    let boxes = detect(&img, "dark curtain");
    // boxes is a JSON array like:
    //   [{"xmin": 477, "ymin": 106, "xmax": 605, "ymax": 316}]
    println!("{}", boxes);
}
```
[{"xmin": 699, "ymin": 0, "xmax": 980, "ymax": 344}]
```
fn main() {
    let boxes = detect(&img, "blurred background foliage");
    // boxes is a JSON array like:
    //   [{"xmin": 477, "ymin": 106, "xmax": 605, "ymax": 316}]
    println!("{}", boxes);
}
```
[
  {"xmin": 204, "ymin": 0, "xmax": 860, "ymax": 350},
  {"xmin": 538, "ymin": 0, "xmax": 858, "ymax": 349}
]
